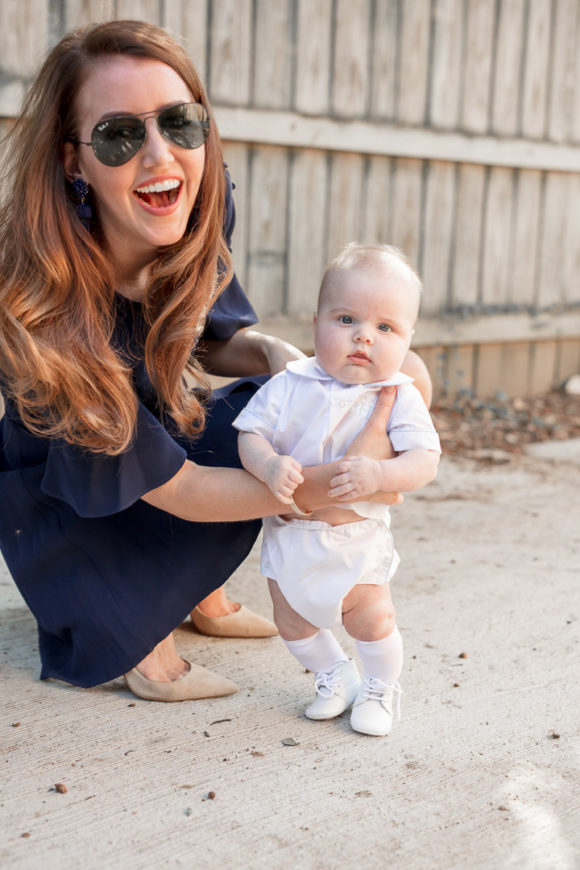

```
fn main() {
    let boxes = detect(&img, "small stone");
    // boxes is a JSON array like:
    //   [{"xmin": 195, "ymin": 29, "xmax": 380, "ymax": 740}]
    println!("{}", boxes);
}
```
[
  {"xmin": 458, "ymin": 652, "xmax": 468, "ymax": 659},
  {"xmin": 54, "ymin": 783, "xmax": 68, "ymax": 794},
  {"xmin": 282, "ymin": 737, "xmax": 300, "ymax": 746}
]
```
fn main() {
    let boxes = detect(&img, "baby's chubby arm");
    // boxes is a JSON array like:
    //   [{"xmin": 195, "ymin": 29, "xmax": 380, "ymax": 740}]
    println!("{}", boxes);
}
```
[
  {"xmin": 329, "ymin": 449, "xmax": 440, "ymax": 501},
  {"xmin": 238, "ymin": 431, "xmax": 304, "ymax": 505}
]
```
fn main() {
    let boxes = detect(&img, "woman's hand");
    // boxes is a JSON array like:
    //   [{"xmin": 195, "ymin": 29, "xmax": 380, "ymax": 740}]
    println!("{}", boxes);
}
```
[{"xmin": 345, "ymin": 386, "xmax": 397, "ymax": 460}]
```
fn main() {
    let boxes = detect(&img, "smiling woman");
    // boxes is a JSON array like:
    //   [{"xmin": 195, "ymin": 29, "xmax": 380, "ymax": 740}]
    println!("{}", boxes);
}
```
[{"xmin": 0, "ymin": 19, "xmax": 424, "ymax": 704}]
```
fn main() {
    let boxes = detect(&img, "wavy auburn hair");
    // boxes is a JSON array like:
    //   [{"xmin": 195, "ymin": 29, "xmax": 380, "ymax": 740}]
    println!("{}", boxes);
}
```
[{"xmin": 0, "ymin": 19, "xmax": 231, "ymax": 454}]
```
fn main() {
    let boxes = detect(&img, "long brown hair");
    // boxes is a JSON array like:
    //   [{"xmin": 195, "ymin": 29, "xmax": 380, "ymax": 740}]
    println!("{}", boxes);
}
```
[{"xmin": 0, "ymin": 19, "xmax": 231, "ymax": 455}]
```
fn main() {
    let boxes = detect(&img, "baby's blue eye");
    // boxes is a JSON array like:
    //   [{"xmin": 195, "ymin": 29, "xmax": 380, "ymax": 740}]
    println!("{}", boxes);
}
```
[
  {"xmin": 339, "ymin": 315, "xmax": 354, "ymax": 324},
  {"xmin": 378, "ymin": 323, "xmax": 393, "ymax": 332}
]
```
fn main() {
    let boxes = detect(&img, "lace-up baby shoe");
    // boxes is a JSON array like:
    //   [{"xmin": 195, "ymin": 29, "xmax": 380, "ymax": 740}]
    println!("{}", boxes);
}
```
[
  {"xmin": 350, "ymin": 677, "xmax": 403, "ymax": 736},
  {"xmin": 304, "ymin": 659, "xmax": 361, "ymax": 720}
]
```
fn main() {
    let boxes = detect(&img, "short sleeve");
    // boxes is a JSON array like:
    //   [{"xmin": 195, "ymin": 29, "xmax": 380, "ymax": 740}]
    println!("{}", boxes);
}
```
[
  {"xmin": 201, "ymin": 168, "xmax": 258, "ymax": 341},
  {"xmin": 388, "ymin": 383, "xmax": 441, "ymax": 453},
  {"xmin": 40, "ymin": 403, "xmax": 187, "ymax": 518},
  {"xmin": 232, "ymin": 372, "xmax": 287, "ymax": 440}
]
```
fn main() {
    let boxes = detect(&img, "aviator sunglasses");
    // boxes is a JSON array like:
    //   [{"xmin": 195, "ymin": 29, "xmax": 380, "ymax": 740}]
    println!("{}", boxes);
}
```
[{"xmin": 71, "ymin": 101, "xmax": 210, "ymax": 167}]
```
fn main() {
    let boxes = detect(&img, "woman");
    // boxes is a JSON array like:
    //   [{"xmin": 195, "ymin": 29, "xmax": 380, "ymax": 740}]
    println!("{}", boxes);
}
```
[{"xmin": 0, "ymin": 20, "xmax": 430, "ymax": 702}]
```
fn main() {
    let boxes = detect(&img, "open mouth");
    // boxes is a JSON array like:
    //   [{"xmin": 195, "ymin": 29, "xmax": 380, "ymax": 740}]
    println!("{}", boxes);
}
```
[{"xmin": 134, "ymin": 179, "xmax": 182, "ymax": 208}]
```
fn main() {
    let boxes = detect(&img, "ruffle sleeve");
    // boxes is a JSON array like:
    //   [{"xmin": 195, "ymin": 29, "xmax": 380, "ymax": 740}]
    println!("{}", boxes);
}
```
[
  {"xmin": 201, "ymin": 168, "xmax": 258, "ymax": 341},
  {"xmin": 40, "ymin": 402, "xmax": 187, "ymax": 519}
]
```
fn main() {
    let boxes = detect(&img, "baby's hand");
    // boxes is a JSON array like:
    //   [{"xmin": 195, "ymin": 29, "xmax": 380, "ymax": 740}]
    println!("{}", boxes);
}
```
[
  {"xmin": 264, "ymin": 454, "xmax": 304, "ymax": 504},
  {"xmin": 328, "ymin": 457, "xmax": 381, "ymax": 500}
]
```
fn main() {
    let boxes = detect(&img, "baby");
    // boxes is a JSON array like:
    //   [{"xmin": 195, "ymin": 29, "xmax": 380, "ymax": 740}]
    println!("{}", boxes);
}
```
[{"xmin": 234, "ymin": 243, "xmax": 441, "ymax": 736}]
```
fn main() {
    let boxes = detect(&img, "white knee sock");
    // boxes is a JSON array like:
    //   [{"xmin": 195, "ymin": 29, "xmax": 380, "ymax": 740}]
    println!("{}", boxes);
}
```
[
  {"xmin": 284, "ymin": 629, "xmax": 348, "ymax": 674},
  {"xmin": 356, "ymin": 626, "xmax": 403, "ymax": 683}
]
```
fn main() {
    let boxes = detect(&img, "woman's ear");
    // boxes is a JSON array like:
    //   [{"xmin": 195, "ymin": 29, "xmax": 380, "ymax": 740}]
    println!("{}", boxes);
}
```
[{"xmin": 62, "ymin": 141, "xmax": 82, "ymax": 182}]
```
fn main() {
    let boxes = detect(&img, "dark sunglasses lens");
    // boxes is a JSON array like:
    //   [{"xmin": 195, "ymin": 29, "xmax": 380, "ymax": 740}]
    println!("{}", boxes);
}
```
[
  {"xmin": 92, "ymin": 116, "xmax": 145, "ymax": 166},
  {"xmin": 159, "ymin": 103, "xmax": 210, "ymax": 150}
]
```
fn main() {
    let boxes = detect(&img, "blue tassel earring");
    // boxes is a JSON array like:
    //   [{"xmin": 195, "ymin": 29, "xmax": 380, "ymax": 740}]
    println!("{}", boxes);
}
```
[{"xmin": 72, "ymin": 177, "xmax": 92, "ymax": 229}]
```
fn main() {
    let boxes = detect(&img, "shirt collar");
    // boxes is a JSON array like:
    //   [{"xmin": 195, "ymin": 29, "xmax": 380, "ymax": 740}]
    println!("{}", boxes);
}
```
[{"xmin": 286, "ymin": 355, "xmax": 413, "ymax": 387}]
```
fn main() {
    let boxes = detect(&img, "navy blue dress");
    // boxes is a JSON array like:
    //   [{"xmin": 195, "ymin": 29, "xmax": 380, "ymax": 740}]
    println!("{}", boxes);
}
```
[{"xmin": 0, "ymin": 179, "xmax": 264, "ymax": 688}]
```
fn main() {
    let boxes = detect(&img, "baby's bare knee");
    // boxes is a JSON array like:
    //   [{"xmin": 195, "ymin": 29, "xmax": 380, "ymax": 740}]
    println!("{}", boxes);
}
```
[
  {"xmin": 343, "ymin": 585, "xmax": 396, "ymax": 641},
  {"xmin": 267, "ymin": 578, "xmax": 316, "ymax": 640}
]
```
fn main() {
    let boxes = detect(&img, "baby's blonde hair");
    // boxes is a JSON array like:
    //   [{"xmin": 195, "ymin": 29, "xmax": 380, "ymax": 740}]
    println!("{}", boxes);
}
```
[{"xmin": 319, "ymin": 242, "xmax": 422, "ymax": 309}]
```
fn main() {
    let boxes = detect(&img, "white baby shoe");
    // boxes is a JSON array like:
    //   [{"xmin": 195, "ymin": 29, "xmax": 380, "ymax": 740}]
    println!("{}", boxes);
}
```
[
  {"xmin": 304, "ymin": 659, "xmax": 361, "ymax": 720},
  {"xmin": 350, "ymin": 677, "xmax": 402, "ymax": 736}
]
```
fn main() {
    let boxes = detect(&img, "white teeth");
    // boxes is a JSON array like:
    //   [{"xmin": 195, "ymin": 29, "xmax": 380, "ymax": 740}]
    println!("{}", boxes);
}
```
[{"xmin": 136, "ymin": 179, "xmax": 181, "ymax": 194}]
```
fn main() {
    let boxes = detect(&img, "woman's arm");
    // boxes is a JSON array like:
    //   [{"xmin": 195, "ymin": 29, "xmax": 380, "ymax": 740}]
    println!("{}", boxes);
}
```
[{"xmin": 197, "ymin": 328, "xmax": 305, "ymax": 377}]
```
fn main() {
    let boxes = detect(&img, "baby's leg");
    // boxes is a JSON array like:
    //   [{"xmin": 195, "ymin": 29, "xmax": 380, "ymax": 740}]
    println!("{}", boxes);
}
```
[
  {"xmin": 268, "ymin": 578, "xmax": 360, "ymax": 720},
  {"xmin": 342, "ymin": 583, "xmax": 403, "ymax": 736}
]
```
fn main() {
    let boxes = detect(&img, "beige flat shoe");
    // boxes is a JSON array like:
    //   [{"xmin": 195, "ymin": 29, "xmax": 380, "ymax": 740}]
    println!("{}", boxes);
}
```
[
  {"xmin": 124, "ymin": 660, "xmax": 238, "ymax": 701},
  {"xmin": 190, "ymin": 604, "xmax": 278, "ymax": 638}
]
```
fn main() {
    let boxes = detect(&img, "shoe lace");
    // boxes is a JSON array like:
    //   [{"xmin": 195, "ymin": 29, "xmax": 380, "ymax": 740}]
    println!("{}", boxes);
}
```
[
  {"xmin": 313, "ymin": 661, "xmax": 345, "ymax": 698},
  {"xmin": 359, "ymin": 677, "xmax": 403, "ymax": 722}
]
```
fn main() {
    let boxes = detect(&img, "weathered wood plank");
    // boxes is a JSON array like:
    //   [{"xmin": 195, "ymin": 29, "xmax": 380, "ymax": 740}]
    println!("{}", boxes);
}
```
[
  {"xmin": 555, "ymin": 338, "xmax": 580, "ymax": 384},
  {"xmin": 521, "ymin": 0, "xmax": 551, "ymax": 140},
  {"xmin": 420, "ymin": 161, "xmax": 456, "ymax": 317},
  {"xmin": 389, "ymin": 157, "xmax": 423, "ymax": 269},
  {"xmin": 163, "ymin": 0, "xmax": 208, "ymax": 81},
  {"xmin": 490, "ymin": 0, "xmax": 525, "ymax": 137},
  {"xmin": 294, "ymin": 0, "xmax": 332, "ymax": 115},
  {"xmin": 115, "ymin": 0, "xmax": 161, "ymax": 22},
  {"xmin": 480, "ymin": 167, "xmax": 514, "ymax": 306},
  {"xmin": 499, "ymin": 342, "xmax": 532, "ymax": 399},
  {"xmin": 429, "ymin": 0, "xmax": 463, "ymax": 129},
  {"xmin": 361, "ymin": 155, "xmax": 393, "ymax": 244},
  {"xmin": 450, "ymin": 164, "xmax": 485, "ymax": 309},
  {"xmin": 286, "ymin": 149, "xmax": 328, "ymax": 316},
  {"xmin": 536, "ymin": 172, "xmax": 568, "ymax": 309},
  {"xmin": 369, "ymin": 0, "xmax": 398, "ymax": 120},
  {"xmin": 547, "ymin": 0, "xmax": 579, "ymax": 143},
  {"xmin": 444, "ymin": 345, "xmax": 476, "ymax": 398},
  {"xmin": 253, "ymin": 0, "xmax": 293, "ymax": 109},
  {"xmin": 509, "ymin": 170, "xmax": 542, "ymax": 308},
  {"xmin": 332, "ymin": 0, "xmax": 371, "ymax": 117},
  {"xmin": 221, "ymin": 142, "xmax": 250, "ymax": 292},
  {"xmin": 326, "ymin": 152, "xmax": 365, "ymax": 260},
  {"xmin": 461, "ymin": 0, "xmax": 495, "ymax": 134},
  {"xmin": 396, "ymin": 0, "xmax": 430, "ymax": 125},
  {"xmin": 208, "ymin": 0, "xmax": 252, "ymax": 105},
  {"xmin": 528, "ymin": 340, "xmax": 559, "ymax": 395},
  {"xmin": 0, "ymin": 0, "xmax": 47, "ymax": 115},
  {"xmin": 562, "ymin": 174, "xmax": 580, "ymax": 305},
  {"xmin": 63, "ymin": 0, "xmax": 115, "ymax": 29},
  {"xmin": 246, "ymin": 145, "xmax": 288, "ymax": 316},
  {"xmin": 474, "ymin": 343, "xmax": 505, "ymax": 399}
]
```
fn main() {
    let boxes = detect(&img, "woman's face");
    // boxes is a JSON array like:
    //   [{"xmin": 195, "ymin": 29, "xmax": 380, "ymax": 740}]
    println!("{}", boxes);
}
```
[{"xmin": 64, "ymin": 55, "xmax": 206, "ymax": 280}]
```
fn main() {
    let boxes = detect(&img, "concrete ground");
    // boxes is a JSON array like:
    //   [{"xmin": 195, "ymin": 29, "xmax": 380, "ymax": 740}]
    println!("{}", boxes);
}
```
[{"xmin": 1, "ymin": 444, "xmax": 579, "ymax": 870}]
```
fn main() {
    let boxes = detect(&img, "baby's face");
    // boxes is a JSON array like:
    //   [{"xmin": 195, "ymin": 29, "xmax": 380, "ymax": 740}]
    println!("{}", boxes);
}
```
[{"xmin": 313, "ymin": 264, "xmax": 418, "ymax": 385}]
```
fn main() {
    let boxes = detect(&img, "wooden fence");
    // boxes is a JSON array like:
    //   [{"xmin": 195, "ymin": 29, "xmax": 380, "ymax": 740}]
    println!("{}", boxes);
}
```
[{"xmin": 1, "ymin": 0, "xmax": 580, "ymax": 399}]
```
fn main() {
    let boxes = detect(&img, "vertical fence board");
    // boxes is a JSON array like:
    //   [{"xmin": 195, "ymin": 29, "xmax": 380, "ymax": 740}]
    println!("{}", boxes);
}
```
[
  {"xmin": 362, "ymin": 155, "xmax": 393, "ymax": 244},
  {"xmin": 481, "ymin": 167, "xmax": 514, "ymax": 306},
  {"xmin": 556, "ymin": 339, "xmax": 580, "ymax": 384},
  {"xmin": 562, "ymin": 173, "xmax": 580, "ymax": 304},
  {"xmin": 421, "ymin": 161, "xmax": 456, "ymax": 316},
  {"xmin": 444, "ymin": 345, "xmax": 476, "ymax": 397},
  {"xmin": 536, "ymin": 172, "xmax": 568, "ymax": 309},
  {"xmin": 326, "ymin": 153, "xmax": 365, "ymax": 259},
  {"xmin": 416, "ymin": 346, "xmax": 446, "ymax": 402},
  {"xmin": 287, "ymin": 149, "xmax": 328, "ymax": 315},
  {"xmin": 461, "ymin": 0, "xmax": 495, "ymax": 134},
  {"xmin": 247, "ymin": 146, "xmax": 288, "ymax": 316},
  {"xmin": 221, "ymin": 142, "xmax": 250, "ymax": 291},
  {"xmin": 521, "ymin": 0, "xmax": 552, "ymax": 139},
  {"xmin": 475, "ymin": 343, "xmax": 505, "ymax": 398},
  {"xmin": 294, "ymin": 0, "xmax": 332, "ymax": 115},
  {"xmin": 208, "ymin": 0, "xmax": 252, "ymax": 105},
  {"xmin": 332, "ymin": 0, "xmax": 371, "ymax": 117},
  {"xmin": 116, "ymin": 0, "xmax": 161, "ymax": 21},
  {"xmin": 509, "ymin": 170, "xmax": 542, "ymax": 307},
  {"xmin": 0, "ymin": 0, "xmax": 47, "ymax": 114},
  {"xmin": 573, "ymin": 19, "xmax": 580, "ymax": 144},
  {"xmin": 369, "ymin": 0, "xmax": 398, "ymax": 120},
  {"xmin": 548, "ymin": 0, "xmax": 578, "ymax": 143},
  {"xmin": 163, "ymin": 0, "xmax": 208, "ymax": 81},
  {"xmin": 429, "ymin": 0, "xmax": 463, "ymax": 129},
  {"xmin": 501, "ymin": 342, "xmax": 532, "ymax": 398},
  {"xmin": 253, "ymin": 0, "xmax": 293, "ymax": 109},
  {"xmin": 451, "ymin": 165, "xmax": 485, "ymax": 308},
  {"xmin": 390, "ymin": 158, "xmax": 423, "ymax": 268},
  {"xmin": 529, "ymin": 341, "xmax": 559, "ymax": 394},
  {"xmin": 63, "ymin": 0, "xmax": 115, "ymax": 28},
  {"xmin": 490, "ymin": 0, "xmax": 525, "ymax": 136},
  {"xmin": 396, "ymin": 0, "xmax": 430, "ymax": 125}
]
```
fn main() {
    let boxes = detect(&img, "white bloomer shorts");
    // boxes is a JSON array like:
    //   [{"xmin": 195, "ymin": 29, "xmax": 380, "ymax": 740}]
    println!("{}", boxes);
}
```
[{"xmin": 261, "ymin": 515, "xmax": 400, "ymax": 629}]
